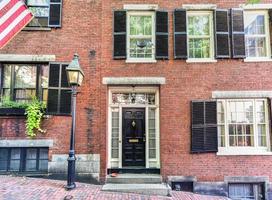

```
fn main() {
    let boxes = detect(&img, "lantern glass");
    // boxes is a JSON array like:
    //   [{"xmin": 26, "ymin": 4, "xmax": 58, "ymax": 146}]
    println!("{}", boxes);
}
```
[
  {"xmin": 78, "ymin": 72, "xmax": 84, "ymax": 86},
  {"xmin": 67, "ymin": 71, "xmax": 80, "ymax": 86}
]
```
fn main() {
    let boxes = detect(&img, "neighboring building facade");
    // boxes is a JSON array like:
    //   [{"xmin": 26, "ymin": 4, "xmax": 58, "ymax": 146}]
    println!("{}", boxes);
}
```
[{"xmin": 1, "ymin": 0, "xmax": 272, "ymax": 199}]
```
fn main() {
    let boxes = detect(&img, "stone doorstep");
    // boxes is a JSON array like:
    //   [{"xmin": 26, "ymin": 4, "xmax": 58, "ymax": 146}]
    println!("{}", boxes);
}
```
[
  {"xmin": 106, "ymin": 173, "xmax": 162, "ymax": 184},
  {"xmin": 102, "ymin": 183, "xmax": 171, "ymax": 196}
]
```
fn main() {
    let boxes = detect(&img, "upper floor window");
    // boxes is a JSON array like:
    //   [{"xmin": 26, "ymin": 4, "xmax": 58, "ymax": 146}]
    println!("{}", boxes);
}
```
[
  {"xmin": 127, "ymin": 12, "xmax": 155, "ymax": 61},
  {"xmin": 244, "ymin": 11, "xmax": 271, "ymax": 59},
  {"xmin": 27, "ymin": 0, "xmax": 49, "ymax": 27},
  {"xmin": 217, "ymin": 99, "xmax": 270, "ymax": 150},
  {"xmin": 25, "ymin": 0, "xmax": 62, "ymax": 28},
  {"xmin": 187, "ymin": 11, "xmax": 214, "ymax": 60}
]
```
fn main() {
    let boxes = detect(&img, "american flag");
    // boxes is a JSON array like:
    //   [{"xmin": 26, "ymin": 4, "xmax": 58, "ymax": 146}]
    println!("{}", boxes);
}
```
[{"xmin": 0, "ymin": 0, "xmax": 33, "ymax": 49}]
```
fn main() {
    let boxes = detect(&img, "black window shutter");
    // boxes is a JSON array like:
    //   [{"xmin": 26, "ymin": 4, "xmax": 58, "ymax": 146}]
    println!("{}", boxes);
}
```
[
  {"xmin": 49, "ymin": 0, "xmax": 62, "ymax": 27},
  {"xmin": 47, "ymin": 63, "xmax": 71, "ymax": 115},
  {"xmin": 174, "ymin": 9, "xmax": 187, "ymax": 59},
  {"xmin": 113, "ymin": 10, "xmax": 126, "ymax": 59},
  {"xmin": 215, "ymin": 9, "xmax": 230, "ymax": 58},
  {"xmin": 191, "ymin": 101, "xmax": 218, "ymax": 153},
  {"xmin": 156, "ymin": 11, "xmax": 168, "ymax": 60},
  {"xmin": 230, "ymin": 8, "xmax": 245, "ymax": 58}
]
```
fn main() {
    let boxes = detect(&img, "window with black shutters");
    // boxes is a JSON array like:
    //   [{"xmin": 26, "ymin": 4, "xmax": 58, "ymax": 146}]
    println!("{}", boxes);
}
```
[
  {"xmin": 191, "ymin": 100, "xmax": 218, "ymax": 153},
  {"xmin": 47, "ymin": 63, "xmax": 71, "ymax": 115},
  {"xmin": 25, "ymin": 0, "xmax": 62, "ymax": 28},
  {"xmin": 0, "ymin": 148, "xmax": 48, "ymax": 173},
  {"xmin": 174, "ymin": 9, "xmax": 187, "ymax": 59},
  {"xmin": 113, "ymin": 10, "xmax": 169, "ymax": 61}
]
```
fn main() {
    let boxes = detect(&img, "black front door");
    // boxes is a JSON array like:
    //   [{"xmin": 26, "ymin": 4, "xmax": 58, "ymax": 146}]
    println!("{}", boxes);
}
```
[{"xmin": 122, "ymin": 108, "xmax": 145, "ymax": 167}]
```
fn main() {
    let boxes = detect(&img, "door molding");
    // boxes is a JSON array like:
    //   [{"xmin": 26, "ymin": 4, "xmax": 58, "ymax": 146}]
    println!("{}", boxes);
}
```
[{"xmin": 107, "ymin": 86, "xmax": 160, "ymax": 169}]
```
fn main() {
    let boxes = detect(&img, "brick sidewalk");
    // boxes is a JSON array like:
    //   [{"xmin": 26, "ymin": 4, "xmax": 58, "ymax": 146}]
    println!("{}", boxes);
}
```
[{"xmin": 0, "ymin": 175, "xmax": 229, "ymax": 200}]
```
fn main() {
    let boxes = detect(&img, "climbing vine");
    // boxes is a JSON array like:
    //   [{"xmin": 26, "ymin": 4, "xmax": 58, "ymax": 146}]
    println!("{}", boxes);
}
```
[{"xmin": 25, "ymin": 98, "xmax": 46, "ymax": 137}]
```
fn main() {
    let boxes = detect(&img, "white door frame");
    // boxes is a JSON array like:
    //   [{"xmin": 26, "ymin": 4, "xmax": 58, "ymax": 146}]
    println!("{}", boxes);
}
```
[{"xmin": 107, "ymin": 86, "xmax": 160, "ymax": 169}]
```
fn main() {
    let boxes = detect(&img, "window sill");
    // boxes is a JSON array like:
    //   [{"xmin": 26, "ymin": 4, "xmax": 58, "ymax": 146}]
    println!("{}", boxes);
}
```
[
  {"xmin": 186, "ymin": 59, "xmax": 217, "ymax": 63},
  {"xmin": 217, "ymin": 147, "xmax": 272, "ymax": 156},
  {"xmin": 126, "ymin": 59, "xmax": 157, "ymax": 63},
  {"xmin": 23, "ymin": 27, "xmax": 51, "ymax": 31},
  {"xmin": 244, "ymin": 58, "xmax": 272, "ymax": 63}
]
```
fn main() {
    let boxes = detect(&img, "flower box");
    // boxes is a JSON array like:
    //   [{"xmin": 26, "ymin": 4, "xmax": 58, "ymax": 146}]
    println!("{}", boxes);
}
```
[{"xmin": 0, "ymin": 108, "xmax": 26, "ymax": 116}]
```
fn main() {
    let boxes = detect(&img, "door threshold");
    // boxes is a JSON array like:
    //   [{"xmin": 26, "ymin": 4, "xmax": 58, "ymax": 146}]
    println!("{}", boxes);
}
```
[{"xmin": 107, "ymin": 168, "xmax": 160, "ymax": 174}]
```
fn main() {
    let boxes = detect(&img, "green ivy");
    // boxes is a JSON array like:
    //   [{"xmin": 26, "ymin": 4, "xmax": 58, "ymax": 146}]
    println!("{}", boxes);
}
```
[
  {"xmin": 25, "ymin": 98, "xmax": 46, "ymax": 138},
  {"xmin": 0, "ymin": 96, "xmax": 28, "ymax": 109},
  {"xmin": 247, "ymin": 0, "xmax": 261, "ymax": 3}
]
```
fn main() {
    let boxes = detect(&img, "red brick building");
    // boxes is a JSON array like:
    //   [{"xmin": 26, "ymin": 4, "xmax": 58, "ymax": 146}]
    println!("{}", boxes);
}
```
[{"xmin": 1, "ymin": 0, "xmax": 272, "ymax": 199}]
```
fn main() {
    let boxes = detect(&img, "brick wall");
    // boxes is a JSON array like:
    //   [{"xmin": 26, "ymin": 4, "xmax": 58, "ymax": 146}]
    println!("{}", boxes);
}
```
[{"xmin": 1, "ymin": 0, "xmax": 272, "ymax": 182}]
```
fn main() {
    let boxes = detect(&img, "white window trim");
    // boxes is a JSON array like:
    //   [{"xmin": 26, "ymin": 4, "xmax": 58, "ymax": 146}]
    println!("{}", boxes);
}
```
[
  {"xmin": 123, "ymin": 4, "xmax": 158, "ymax": 11},
  {"xmin": 186, "ymin": 11, "xmax": 215, "ymax": 63},
  {"xmin": 217, "ymin": 99, "xmax": 271, "ymax": 156},
  {"xmin": 126, "ymin": 11, "xmax": 156, "ymax": 63},
  {"xmin": 240, "ymin": 4, "xmax": 272, "ymax": 10},
  {"xmin": 182, "ymin": 4, "xmax": 217, "ymax": 10},
  {"xmin": 244, "ymin": 10, "xmax": 271, "ymax": 61}
]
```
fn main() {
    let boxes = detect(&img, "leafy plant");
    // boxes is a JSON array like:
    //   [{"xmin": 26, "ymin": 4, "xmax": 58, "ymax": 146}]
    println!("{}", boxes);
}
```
[
  {"xmin": 0, "ymin": 96, "xmax": 28, "ymax": 109},
  {"xmin": 247, "ymin": 0, "xmax": 261, "ymax": 3},
  {"xmin": 25, "ymin": 98, "xmax": 46, "ymax": 137}
]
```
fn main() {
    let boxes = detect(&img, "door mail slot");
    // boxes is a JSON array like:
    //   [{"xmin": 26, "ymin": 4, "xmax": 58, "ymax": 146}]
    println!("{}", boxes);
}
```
[{"xmin": 129, "ymin": 139, "xmax": 139, "ymax": 143}]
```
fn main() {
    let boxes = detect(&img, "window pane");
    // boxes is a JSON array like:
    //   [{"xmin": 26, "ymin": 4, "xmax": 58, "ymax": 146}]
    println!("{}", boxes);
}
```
[
  {"xmin": 246, "ymin": 37, "xmax": 266, "ymax": 57},
  {"xmin": 29, "ymin": 7, "xmax": 49, "ymax": 17},
  {"xmin": 39, "ymin": 160, "xmax": 48, "ymax": 171},
  {"xmin": 10, "ymin": 160, "xmax": 20, "ymax": 171},
  {"xmin": 26, "ymin": 160, "xmax": 37, "ymax": 171},
  {"xmin": 258, "ymin": 124, "xmax": 267, "ymax": 146},
  {"xmin": 3, "ymin": 66, "xmax": 11, "ymax": 88},
  {"xmin": 189, "ymin": 39, "xmax": 210, "ymax": 58},
  {"xmin": 28, "ymin": 17, "xmax": 49, "ymax": 27},
  {"xmin": 188, "ymin": 15, "xmax": 210, "ymax": 36},
  {"xmin": 26, "ymin": 149, "xmax": 37, "ymax": 159},
  {"xmin": 245, "ymin": 14, "xmax": 265, "ymax": 35},
  {"xmin": 11, "ymin": 149, "xmax": 21, "ymax": 159},
  {"xmin": 0, "ymin": 161, "xmax": 8, "ymax": 171},
  {"xmin": 0, "ymin": 149, "xmax": 8, "ymax": 160},
  {"xmin": 218, "ymin": 125, "xmax": 225, "ymax": 147},
  {"xmin": 130, "ymin": 16, "xmax": 152, "ymax": 36},
  {"xmin": 129, "ymin": 38, "xmax": 152, "ymax": 58},
  {"xmin": 39, "ymin": 149, "xmax": 48, "ymax": 159},
  {"xmin": 41, "ymin": 65, "xmax": 49, "ymax": 89},
  {"xmin": 14, "ymin": 65, "xmax": 37, "ymax": 88},
  {"xmin": 27, "ymin": 0, "xmax": 49, "ymax": 6}
]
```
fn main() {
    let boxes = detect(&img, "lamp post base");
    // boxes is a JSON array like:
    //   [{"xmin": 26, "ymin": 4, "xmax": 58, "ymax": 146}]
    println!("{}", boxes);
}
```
[{"xmin": 65, "ymin": 183, "xmax": 76, "ymax": 190}]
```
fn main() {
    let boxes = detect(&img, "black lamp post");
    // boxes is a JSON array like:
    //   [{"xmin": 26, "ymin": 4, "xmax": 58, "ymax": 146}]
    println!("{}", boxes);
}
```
[{"xmin": 65, "ymin": 53, "xmax": 84, "ymax": 190}]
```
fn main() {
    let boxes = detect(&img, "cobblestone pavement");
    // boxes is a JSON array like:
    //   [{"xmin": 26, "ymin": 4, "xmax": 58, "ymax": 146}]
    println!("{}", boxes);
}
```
[{"xmin": 0, "ymin": 175, "xmax": 230, "ymax": 200}]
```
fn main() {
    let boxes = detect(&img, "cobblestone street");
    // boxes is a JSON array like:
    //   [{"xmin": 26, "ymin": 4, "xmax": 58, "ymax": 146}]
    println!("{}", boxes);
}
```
[{"xmin": 0, "ymin": 175, "xmax": 230, "ymax": 200}]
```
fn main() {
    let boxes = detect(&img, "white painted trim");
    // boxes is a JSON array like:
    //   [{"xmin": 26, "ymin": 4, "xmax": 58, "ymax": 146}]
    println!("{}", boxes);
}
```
[
  {"xmin": 240, "ymin": 4, "xmax": 272, "ymax": 10},
  {"xmin": 0, "ymin": 139, "xmax": 54, "ymax": 147},
  {"xmin": 124, "ymin": 4, "xmax": 158, "ymax": 11},
  {"xmin": 212, "ymin": 91, "xmax": 272, "ymax": 98},
  {"xmin": 102, "ymin": 77, "xmax": 166, "ymax": 85},
  {"xmin": 125, "ymin": 59, "xmax": 157, "ymax": 63},
  {"xmin": 244, "ymin": 58, "xmax": 272, "ymax": 62},
  {"xmin": 182, "ymin": 4, "xmax": 217, "ymax": 10},
  {"xmin": 107, "ymin": 87, "xmax": 160, "ymax": 169},
  {"xmin": 0, "ymin": 54, "xmax": 56, "ymax": 62},
  {"xmin": 217, "ymin": 147, "xmax": 272, "ymax": 156},
  {"xmin": 186, "ymin": 59, "xmax": 217, "ymax": 63}
]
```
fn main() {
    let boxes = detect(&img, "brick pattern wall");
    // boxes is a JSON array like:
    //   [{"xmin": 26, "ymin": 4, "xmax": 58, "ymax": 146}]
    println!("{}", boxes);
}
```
[{"xmin": 1, "ymin": 0, "xmax": 272, "ymax": 182}]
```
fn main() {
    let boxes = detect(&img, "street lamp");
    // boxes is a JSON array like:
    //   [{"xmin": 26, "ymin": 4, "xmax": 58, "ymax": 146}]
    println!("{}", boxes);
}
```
[{"xmin": 65, "ymin": 53, "xmax": 84, "ymax": 190}]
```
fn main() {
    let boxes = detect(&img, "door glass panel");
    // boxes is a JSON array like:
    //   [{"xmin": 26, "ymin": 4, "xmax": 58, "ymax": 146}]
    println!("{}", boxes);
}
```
[
  {"xmin": 111, "ymin": 108, "xmax": 119, "ymax": 159},
  {"xmin": 148, "ymin": 108, "xmax": 156, "ymax": 159}
]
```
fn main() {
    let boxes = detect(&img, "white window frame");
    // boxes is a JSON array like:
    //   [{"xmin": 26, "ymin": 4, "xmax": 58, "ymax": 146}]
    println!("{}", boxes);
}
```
[
  {"xmin": 126, "ymin": 11, "xmax": 156, "ymax": 63},
  {"xmin": 186, "ymin": 11, "xmax": 216, "ymax": 63},
  {"xmin": 244, "ymin": 10, "xmax": 271, "ymax": 62},
  {"xmin": 217, "ymin": 99, "xmax": 272, "ymax": 156}
]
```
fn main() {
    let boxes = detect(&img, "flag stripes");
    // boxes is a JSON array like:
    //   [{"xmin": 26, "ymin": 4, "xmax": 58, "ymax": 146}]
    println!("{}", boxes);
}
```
[{"xmin": 0, "ymin": 0, "xmax": 33, "ymax": 49}]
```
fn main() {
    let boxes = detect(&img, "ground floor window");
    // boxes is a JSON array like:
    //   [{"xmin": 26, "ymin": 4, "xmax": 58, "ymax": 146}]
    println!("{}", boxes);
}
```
[
  {"xmin": 229, "ymin": 183, "xmax": 265, "ymax": 200},
  {"xmin": 0, "ymin": 148, "xmax": 48, "ymax": 173},
  {"xmin": 217, "ymin": 99, "xmax": 270, "ymax": 151}
]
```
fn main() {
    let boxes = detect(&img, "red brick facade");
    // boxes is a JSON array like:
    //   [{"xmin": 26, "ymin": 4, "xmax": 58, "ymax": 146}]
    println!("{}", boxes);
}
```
[{"xmin": 1, "ymin": 0, "xmax": 272, "ymax": 188}]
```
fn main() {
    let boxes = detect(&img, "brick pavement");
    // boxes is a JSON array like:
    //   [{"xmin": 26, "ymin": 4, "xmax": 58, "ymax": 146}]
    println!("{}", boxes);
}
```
[{"xmin": 0, "ymin": 175, "xmax": 230, "ymax": 200}]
